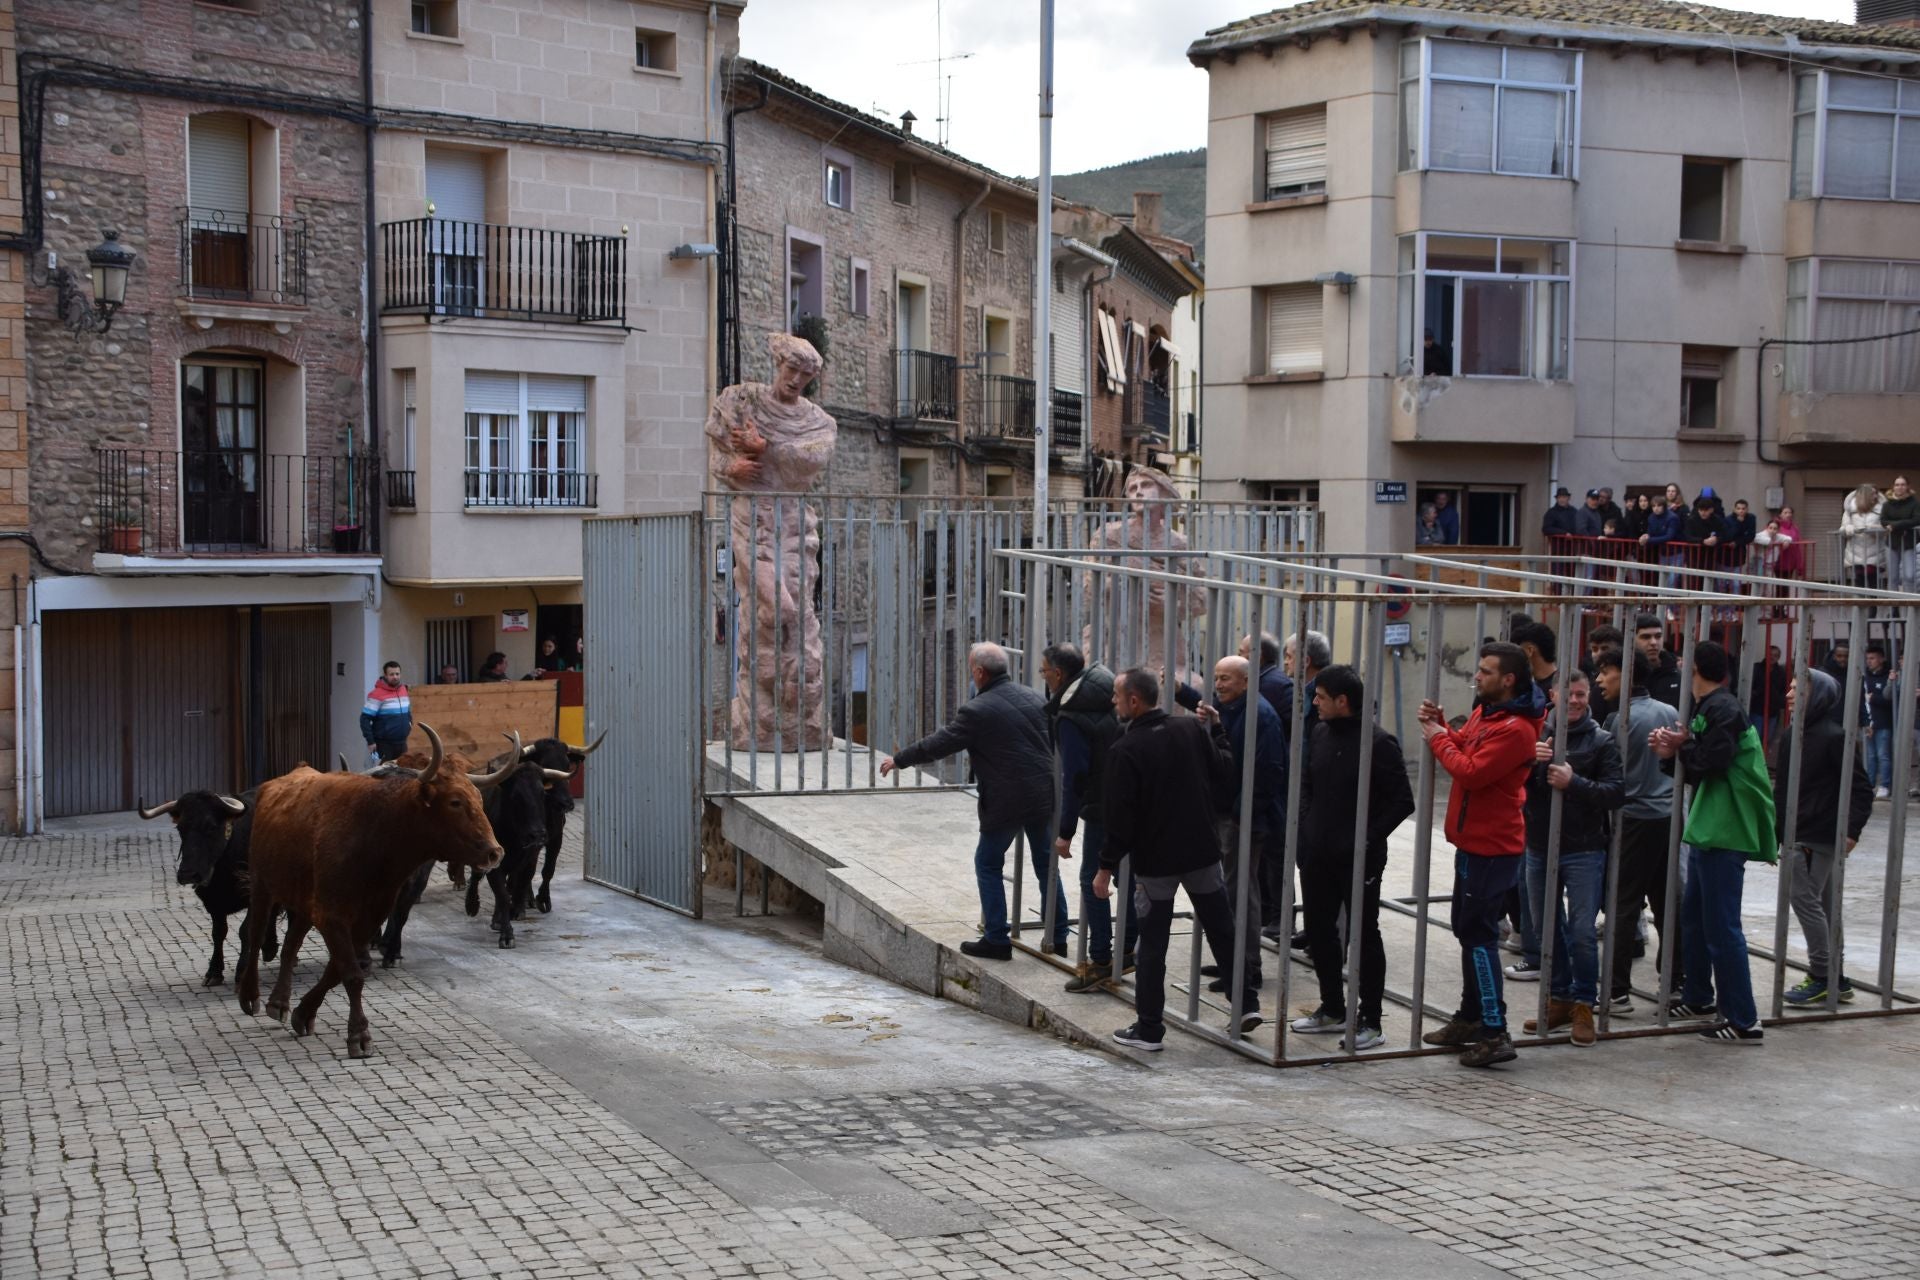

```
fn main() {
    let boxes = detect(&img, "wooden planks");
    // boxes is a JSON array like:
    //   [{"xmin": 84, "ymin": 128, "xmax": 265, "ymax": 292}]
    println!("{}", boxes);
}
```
[{"xmin": 407, "ymin": 682, "xmax": 558, "ymax": 764}]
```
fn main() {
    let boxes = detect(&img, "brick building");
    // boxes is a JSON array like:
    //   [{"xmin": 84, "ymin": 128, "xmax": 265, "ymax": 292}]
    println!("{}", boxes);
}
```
[
  {"xmin": 724, "ymin": 58, "xmax": 1083, "ymax": 501},
  {"xmin": 17, "ymin": 0, "xmax": 378, "ymax": 820},
  {"xmin": 0, "ymin": 0, "xmax": 23, "ymax": 832}
]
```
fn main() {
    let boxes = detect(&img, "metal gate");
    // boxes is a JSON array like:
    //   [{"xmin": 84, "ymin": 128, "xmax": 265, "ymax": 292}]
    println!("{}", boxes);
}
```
[{"xmin": 583, "ymin": 513, "xmax": 703, "ymax": 915}]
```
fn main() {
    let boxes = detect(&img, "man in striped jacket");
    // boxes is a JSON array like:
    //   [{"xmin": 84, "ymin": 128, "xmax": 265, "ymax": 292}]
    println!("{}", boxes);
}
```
[{"xmin": 360, "ymin": 662, "xmax": 413, "ymax": 764}]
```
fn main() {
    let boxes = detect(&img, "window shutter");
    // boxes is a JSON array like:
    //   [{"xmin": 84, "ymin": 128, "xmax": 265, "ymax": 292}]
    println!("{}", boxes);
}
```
[
  {"xmin": 1097, "ymin": 310, "xmax": 1128, "ymax": 392},
  {"xmin": 188, "ymin": 115, "xmax": 251, "ymax": 218},
  {"xmin": 1264, "ymin": 109, "xmax": 1328, "ymax": 197},
  {"xmin": 400, "ymin": 369, "xmax": 417, "ymax": 409},
  {"xmin": 426, "ymin": 148, "xmax": 488, "ymax": 222},
  {"xmin": 1266, "ymin": 286, "xmax": 1323, "ymax": 373},
  {"xmin": 1054, "ymin": 285, "xmax": 1085, "ymax": 394},
  {"xmin": 464, "ymin": 370, "xmax": 521, "ymax": 414},
  {"xmin": 525, "ymin": 374, "xmax": 588, "ymax": 412}
]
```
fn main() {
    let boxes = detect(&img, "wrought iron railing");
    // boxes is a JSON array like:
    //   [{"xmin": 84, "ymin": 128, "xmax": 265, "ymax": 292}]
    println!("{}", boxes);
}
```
[
  {"xmin": 178, "ymin": 209, "xmax": 309, "ymax": 306},
  {"xmin": 379, "ymin": 218, "xmax": 627, "ymax": 323},
  {"xmin": 1123, "ymin": 381, "xmax": 1171, "ymax": 437},
  {"xmin": 463, "ymin": 469, "xmax": 598, "ymax": 509},
  {"xmin": 892, "ymin": 349, "xmax": 958, "ymax": 422},
  {"xmin": 386, "ymin": 470, "xmax": 416, "ymax": 509},
  {"xmin": 96, "ymin": 448, "xmax": 378, "ymax": 556},
  {"xmin": 1051, "ymin": 389, "xmax": 1084, "ymax": 453},
  {"xmin": 973, "ymin": 373, "xmax": 1036, "ymax": 440}
]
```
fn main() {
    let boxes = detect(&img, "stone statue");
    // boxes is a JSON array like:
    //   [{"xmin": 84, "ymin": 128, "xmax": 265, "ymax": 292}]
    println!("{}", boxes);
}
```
[
  {"xmin": 707, "ymin": 333, "xmax": 837, "ymax": 751},
  {"xmin": 1083, "ymin": 466, "xmax": 1204, "ymax": 679}
]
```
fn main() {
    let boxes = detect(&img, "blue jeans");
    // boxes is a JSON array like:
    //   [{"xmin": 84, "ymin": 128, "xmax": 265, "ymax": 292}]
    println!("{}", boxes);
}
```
[
  {"xmin": 1524, "ymin": 847, "xmax": 1606, "ymax": 1006},
  {"xmin": 976, "ymin": 817, "xmax": 1070, "ymax": 947},
  {"xmin": 1864, "ymin": 727, "xmax": 1893, "ymax": 790},
  {"xmin": 1680, "ymin": 844, "xmax": 1758, "ymax": 1030},
  {"xmin": 1075, "ymin": 821, "xmax": 1137, "ymax": 963}
]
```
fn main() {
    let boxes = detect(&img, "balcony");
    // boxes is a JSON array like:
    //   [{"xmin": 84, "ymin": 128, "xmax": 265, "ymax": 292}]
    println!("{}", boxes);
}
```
[
  {"xmin": 463, "ymin": 469, "xmax": 598, "ymax": 509},
  {"xmin": 96, "ymin": 448, "xmax": 379, "ymax": 557},
  {"xmin": 1123, "ymin": 381, "xmax": 1171, "ymax": 440},
  {"xmin": 379, "ymin": 218, "xmax": 627, "ymax": 325},
  {"xmin": 178, "ymin": 209, "xmax": 309, "ymax": 307},
  {"xmin": 972, "ymin": 373, "xmax": 1036, "ymax": 444},
  {"xmin": 1050, "ymin": 389, "xmax": 1084, "ymax": 454},
  {"xmin": 386, "ymin": 470, "xmax": 417, "ymax": 509},
  {"xmin": 892, "ymin": 349, "xmax": 958, "ymax": 424}
]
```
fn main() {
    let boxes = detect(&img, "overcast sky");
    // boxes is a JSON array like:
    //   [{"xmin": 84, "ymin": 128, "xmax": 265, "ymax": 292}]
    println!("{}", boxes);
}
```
[{"xmin": 739, "ymin": 0, "xmax": 1861, "ymax": 175}]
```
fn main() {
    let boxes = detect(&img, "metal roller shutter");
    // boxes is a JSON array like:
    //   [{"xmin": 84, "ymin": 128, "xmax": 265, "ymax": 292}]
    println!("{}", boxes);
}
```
[
  {"xmin": 525, "ymin": 374, "xmax": 588, "ymax": 412},
  {"xmin": 425, "ymin": 147, "xmax": 488, "ymax": 222},
  {"xmin": 1053, "ymin": 275, "xmax": 1085, "ymax": 395},
  {"xmin": 1266, "ymin": 285, "xmax": 1323, "ymax": 374},
  {"xmin": 464, "ymin": 370, "xmax": 522, "ymax": 414},
  {"xmin": 1265, "ymin": 109, "xmax": 1328, "ymax": 198},
  {"xmin": 188, "ymin": 115, "xmax": 251, "ymax": 217}
]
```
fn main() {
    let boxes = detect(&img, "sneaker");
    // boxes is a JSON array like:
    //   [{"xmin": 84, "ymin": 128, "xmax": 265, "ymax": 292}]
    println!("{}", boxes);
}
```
[
  {"xmin": 1199, "ymin": 963, "xmax": 1221, "ymax": 978},
  {"xmin": 1459, "ymin": 1034, "xmax": 1518, "ymax": 1068},
  {"xmin": 1291, "ymin": 1008, "xmax": 1345, "ymax": 1034},
  {"xmin": 1234, "ymin": 1007, "xmax": 1264, "ymax": 1034},
  {"xmin": 1261, "ymin": 923, "xmax": 1286, "ymax": 943},
  {"xmin": 1422, "ymin": 1017, "xmax": 1485, "ymax": 1047},
  {"xmin": 1500, "ymin": 935, "xmax": 1524, "ymax": 955},
  {"xmin": 1784, "ymin": 976, "xmax": 1856, "ymax": 1007},
  {"xmin": 1569, "ymin": 1002, "xmax": 1596, "ymax": 1047},
  {"xmin": 1876, "ymin": 786, "xmax": 1892, "ymax": 800},
  {"xmin": 1699, "ymin": 1020, "xmax": 1764, "ymax": 1045},
  {"xmin": 1505, "ymin": 963, "xmax": 1541, "ymax": 982},
  {"xmin": 1063, "ymin": 970, "xmax": 1107, "ymax": 994},
  {"xmin": 1666, "ymin": 998, "xmax": 1718, "ymax": 1020},
  {"xmin": 1607, "ymin": 994, "xmax": 1634, "ymax": 1017},
  {"xmin": 1345, "ymin": 1025, "xmax": 1385, "ymax": 1052},
  {"xmin": 1111, "ymin": 1022, "xmax": 1164, "ymax": 1052},
  {"xmin": 1040, "ymin": 939, "xmax": 1069, "ymax": 957},
  {"xmin": 960, "ymin": 938, "xmax": 1012, "ymax": 961}
]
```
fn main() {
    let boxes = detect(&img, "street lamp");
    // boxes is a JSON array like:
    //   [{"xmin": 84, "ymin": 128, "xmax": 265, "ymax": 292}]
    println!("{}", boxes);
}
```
[{"xmin": 57, "ymin": 230, "xmax": 136, "ymax": 334}]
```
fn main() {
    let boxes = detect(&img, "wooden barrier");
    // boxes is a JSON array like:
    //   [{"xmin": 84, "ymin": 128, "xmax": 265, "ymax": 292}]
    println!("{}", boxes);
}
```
[{"xmin": 405, "ymin": 682, "xmax": 558, "ymax": 764}]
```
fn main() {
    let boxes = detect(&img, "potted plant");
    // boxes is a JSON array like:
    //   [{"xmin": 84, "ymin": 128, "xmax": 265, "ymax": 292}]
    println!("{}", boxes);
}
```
[
  {"xmin": 105, "ymin": 503, "xmax": 142, "ymax": 555},
  {"xmin": 331, "ymin": 523, "xmax": 361, "ymax": 554}
]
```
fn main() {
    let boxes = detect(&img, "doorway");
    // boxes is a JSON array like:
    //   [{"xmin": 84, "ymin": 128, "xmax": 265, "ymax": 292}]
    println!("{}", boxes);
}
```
[
  {"xmin": 538, "ymin": 603, "xmax": 583, "ymax": 671},
  {"xmin": 182, "ymin": 359, "xmax": 265, "ymax": 549}
]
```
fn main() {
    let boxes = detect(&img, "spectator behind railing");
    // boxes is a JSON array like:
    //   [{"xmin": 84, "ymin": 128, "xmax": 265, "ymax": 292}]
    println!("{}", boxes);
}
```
[
  {"xmin": 1775, "ymin": 505, "xmax": 1806, "ymax": 578},
  {"xmin": 1643, "ymin": 499, "xmax": 1682, "ymax": 563},
  {"xmin": 1626, "ymin": 493, "xmax": 1653, "ymax": 540},
  {"xmin": 1881, "ymin": 476, "xmax": 1920, "ymax": 592},
  {"xmin": 1417, "ymin": 503, "xmax": 1446, "ymax": 546},
  {"xmin": 1841, "ymin": 484, "xmax": 1886, "ymax": 590},
  {"xmin": 1432, "ymin": 490, "xmax": 1460, "ymax": 545}
]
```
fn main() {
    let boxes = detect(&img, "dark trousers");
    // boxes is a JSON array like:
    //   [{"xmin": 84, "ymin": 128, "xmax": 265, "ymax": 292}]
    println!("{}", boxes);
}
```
[
  {"xmin": 373, "ymin": 739, "xmax": 406, "ymax": 763},
  {"xmin": 1215, "ymin": 818, "xmax": 1266, "ymax": 989},
  {"xmin": 1610, "ymin": 814, "xmax": 1685, "ymax": 1000},
  {"xmin": 1302, "ymin": 853, "xmax": 1384, "ymax": 1027},
  {"xmin": 1450, "ymin": 850, "xmax": 1523, "ymax": 1033},
  {"xmin": 1132, "ymin": 863, "xmax": 1249, "ymax": 1035}
]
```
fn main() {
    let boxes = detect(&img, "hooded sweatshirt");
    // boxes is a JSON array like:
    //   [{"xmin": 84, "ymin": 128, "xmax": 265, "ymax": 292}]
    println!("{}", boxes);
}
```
[
  {"xmin": 1523, "ymin": 711, "xmax": 1625, "ymax": 854},
  {"xmin": 1771, "ymin": 669, "xmax": 1874, "ymax": 854},
  {"xmin": 360, "ymin": 679, "xmax": 412, "ymax": 747},
  {"xmin": 1047, "ymin": 664, "xmax": 1119, "ymax": 839},
  {"xmin": 1427, "ymin": 686, "xmax": 1544, "ymax": 856}
]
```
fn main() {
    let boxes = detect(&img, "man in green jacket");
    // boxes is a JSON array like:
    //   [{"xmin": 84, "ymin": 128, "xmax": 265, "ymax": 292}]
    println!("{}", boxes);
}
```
[{"xmin": 1650, "ymin": 641, "xmax": 1776, "ymax": 1045}]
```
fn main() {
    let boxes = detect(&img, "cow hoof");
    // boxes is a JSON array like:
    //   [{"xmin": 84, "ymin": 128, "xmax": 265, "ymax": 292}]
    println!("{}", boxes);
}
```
[
  {"xmin": 447, "ymin": 865, "xmax": 466, "ymax": 888},
  {"xmin": 203, "ymin": 971, "xmax": 225, "ymax": 988},
  {"xmin": 488, "ymin": 919, "xmax": 501, "ymax": 932},
  {"xmin": 261, "ymin": 942, "xmax": 279, "ymax": 963},
  {"xmin": 239, "ymin": 995, "xmax": 259, "ymax": 1016},
  {"xmin": 347, "ymin": 1037, "xmax": 370, "ymax": 1060},
  {"xmin": 536, "ymin": 888, "xmax": 552, "ymax": 914},
  {"xmin": 290, "ymin": 1010, "xmax": 315, "ymax": 1038},
  {"xmin": 464, "ymin": 881, "xmax": 481, "ymax": 917},
  {"xmin": 380, "ymin": 953, "xmax": 399, "ymax": 969},
  {"xmin": 498, "ymin": 932, "xmax": 514, "ymax": 949},
  {"xmin": 511, "ymin": 905, "xmax": 525, "ymax": 921},
  {"xmin": 267, "ymin": 999, "xmax": 289, "ymax": 1025}
]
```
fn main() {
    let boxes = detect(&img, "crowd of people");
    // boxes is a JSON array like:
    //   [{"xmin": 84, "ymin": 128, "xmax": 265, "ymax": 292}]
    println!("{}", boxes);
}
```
[{"xmin": 877, "ymin": 604, "xmax": 1872, "ymax": 1065}]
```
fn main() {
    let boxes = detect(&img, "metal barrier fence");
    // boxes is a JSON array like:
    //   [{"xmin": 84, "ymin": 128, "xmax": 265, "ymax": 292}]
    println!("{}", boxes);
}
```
[{"xmin": 982, "ymin": 546, "xmax": 1918, "ymax": 1066}]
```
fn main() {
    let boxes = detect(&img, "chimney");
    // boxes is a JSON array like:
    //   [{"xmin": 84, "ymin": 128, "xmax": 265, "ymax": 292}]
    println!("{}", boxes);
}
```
[
  {"xmin": 1857, "ymin": 0, "xmax": 1920, "ymax": 27},
  {"xmin": 900, "ymin": 109, "xmax": 917, "ymax": 134},
  {"xmin": 1132, "ymin": 191, "xmax": 1164, "ymax": 237}
]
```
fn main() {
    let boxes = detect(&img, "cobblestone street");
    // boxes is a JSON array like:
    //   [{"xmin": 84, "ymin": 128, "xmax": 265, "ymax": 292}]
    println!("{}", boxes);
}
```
[{"xmin": 4, "ymin": 816, "xmax": 1920, "ymax": 1278}]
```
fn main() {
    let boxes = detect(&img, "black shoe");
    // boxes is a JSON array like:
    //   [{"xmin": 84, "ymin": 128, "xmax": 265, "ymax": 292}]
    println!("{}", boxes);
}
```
[
  {"xmin": 1235, "ymin": 1007, "xmax": 1263, "ymax": 1034},
  {"xmin": 1700, "ymin": 1020, "xmax": 1764, "ymax": 1045},
  {"xmin": 1666, "ymin": 998, "xmax": 1718, "ymax": 1020},
  {"xmin": 1459, "ymin": 1034, "xmax": 1518, "ymax": 1068},
  {"xmin": 1206, "ymin": 976, "xmax": 1264, "ymax": 993},
  {"xmin": 1112, "ymin": 1021, "xmax": 1164, "ymax": 1052},
  {"xmin": 1200, "ymin": 963, "xmax": 1222, "ymax": 977},
  {"xmin": 1039, "ymin": 939, "xmax": 1069, "ymax": 957},
  {"xmin": 960, "ymin": 938, "xmax": 1012, "ymax": 961}
]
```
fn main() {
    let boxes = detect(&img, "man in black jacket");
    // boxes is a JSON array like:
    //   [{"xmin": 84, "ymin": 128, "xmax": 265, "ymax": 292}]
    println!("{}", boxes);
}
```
[
  {"xmin": 1288, "ymin": 665, "xmax": 1414, "ymax": 1051},
  {"xmin": 1634, "ymin": 613, "xmax": 1685, "ymax": 711},
  {"xmin": 1097, "ymin": 668, "xmax": 1259, "ymax": 1050},
  {"xmin": 1041, "ymin": 643, "xmax": 1133, "ymax": 991},
  {"xmin": 884, "ymin": 642, "xmax": 1069, "ymax": 961},
  {"xmin": 1774, "ymin": 670, "xmax": 1874, "ymax": 1007}
]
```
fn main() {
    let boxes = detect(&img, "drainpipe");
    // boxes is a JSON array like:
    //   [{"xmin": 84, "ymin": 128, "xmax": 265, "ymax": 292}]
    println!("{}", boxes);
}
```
[
  {"xmin": 361, "ymin": 0, "xmax": 381, "ymax": 553},
  {"xmin": 29, "ymin": 581, "xmax": 42, "ymax": 833},
  {"xmin": 705, "ymin": 4, "xmax": 719, "ymax": 402},
  {"xmin": 12, "ymin": 575, "xmax": 21, "ymax": 834}
]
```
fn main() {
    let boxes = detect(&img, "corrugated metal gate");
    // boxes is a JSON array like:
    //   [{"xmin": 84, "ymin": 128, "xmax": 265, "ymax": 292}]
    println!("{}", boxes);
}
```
[{"xmin": 583, "ymin": 514, "xmax": 703, "ymax": 916}]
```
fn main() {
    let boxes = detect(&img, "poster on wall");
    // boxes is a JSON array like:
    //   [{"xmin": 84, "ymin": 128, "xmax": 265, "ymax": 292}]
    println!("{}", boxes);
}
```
[{"xmin": 501, "ymin": 609, "xmax": 529, "ymax": 633}]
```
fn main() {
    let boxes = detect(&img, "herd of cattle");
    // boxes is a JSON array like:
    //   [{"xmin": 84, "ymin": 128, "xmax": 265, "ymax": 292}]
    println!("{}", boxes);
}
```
[{"xmin": 139, "ymin": 724, "xmax": 603, "ymax": 1059}]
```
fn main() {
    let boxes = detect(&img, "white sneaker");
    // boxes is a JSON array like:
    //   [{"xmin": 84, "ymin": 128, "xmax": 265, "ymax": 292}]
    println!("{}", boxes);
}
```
[
  {"xmin": 1876, "ymin": 786, "xmax": 1891, "ymax": 800},
  {"xmin": 1505, "ymin": 963, "xmax": 1541, "ymax": 982},
  {"xmin": 1345, "ymin": 1025, "xmax": 1385, "ymax": 1051}
]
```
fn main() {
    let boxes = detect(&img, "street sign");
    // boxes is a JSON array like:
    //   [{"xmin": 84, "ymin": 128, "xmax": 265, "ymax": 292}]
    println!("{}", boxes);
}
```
[
  {"xmin": 1374, "ymin": 481, "xmax": 1408, "ymax": 504},
  {"xmin": 1384, "ymin": 622, "xmax": 1413, "ymax": 647}
]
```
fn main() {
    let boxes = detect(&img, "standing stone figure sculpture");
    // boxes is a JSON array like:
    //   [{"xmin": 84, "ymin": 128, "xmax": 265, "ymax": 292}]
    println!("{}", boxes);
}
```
[
  {"xmin": 707, "ymin": 334, "xmax": 837, "ymax": 750},
  {"xmin": 1083, "ymin": 466, "xmax": 1204, "ymax": 679}
]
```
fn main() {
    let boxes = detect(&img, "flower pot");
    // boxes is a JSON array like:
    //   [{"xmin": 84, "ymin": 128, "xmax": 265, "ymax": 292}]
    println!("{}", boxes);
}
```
[
  {"xmin": 331, "ymin": 524, "xmax": 361, "ymax": 554},
  {"xmin": 106, "ymin": 526, "xmax": 143, "ymax": 555}
]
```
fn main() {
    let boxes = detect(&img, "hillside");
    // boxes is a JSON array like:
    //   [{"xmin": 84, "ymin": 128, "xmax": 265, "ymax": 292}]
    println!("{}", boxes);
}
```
[{"xmin": 1050, "ymin": 148, "xmax": 1207, "ymax": 259}]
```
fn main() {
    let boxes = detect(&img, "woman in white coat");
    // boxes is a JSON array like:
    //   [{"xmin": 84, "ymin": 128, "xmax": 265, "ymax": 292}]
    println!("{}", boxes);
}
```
[{"xmin": 1840, "ymin": 483, "xmax": 1887, "ymax": 589}]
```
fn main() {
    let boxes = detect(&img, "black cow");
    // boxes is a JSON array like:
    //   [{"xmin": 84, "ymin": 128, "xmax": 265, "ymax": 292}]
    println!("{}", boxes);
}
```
[
  {"xmin": 140, "ymin": 790, "xmax": 282, "ymax": 987},
  {"xmin": 462, "ymin": 758, "xmax": 558, "ymax": 948},
  {"xmin": 515, "ymin": 732, "xmax": 603, "ymax": 915}
]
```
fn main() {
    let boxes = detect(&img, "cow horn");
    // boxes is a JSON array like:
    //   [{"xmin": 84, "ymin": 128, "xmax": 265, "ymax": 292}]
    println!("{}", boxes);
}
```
[
  {"xmin": 540, "ymin": 767, "xmax": 574, "ymax": 782},
  {"xmin": 569, "ymin": 730, "xmax": 608, "ymax": 758},
  {"xmin": 520, "ymin": 741, "xmax": 537, "ymax": 759},
  {"xmin": 418, "ymin": 723, "xmax": 445, "ymax": 783},
  {"xmin": 219, "ymin": 795, "xmax": 246, "ymax": 814},
  {"xmin": 467, "ymin": 729, "xmax": 520, "ymax": 788},
  {"xmin": 338, "ymin": 753, "xmax": 351, "ymax": 772},
  {"xmin": 137, "ymin": 798, "xmax": 177, "ymax": 820}
]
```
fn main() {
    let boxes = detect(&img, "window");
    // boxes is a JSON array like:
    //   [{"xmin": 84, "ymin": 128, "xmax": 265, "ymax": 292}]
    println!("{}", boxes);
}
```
[
  {"xmin": 1397, "ymin": 233, "xmax": 1571, "ymax": 380},
  {"xmin": 462, "ymin": 371, "xmax": 593, "ymax": 507},
  {"xmin": 397, "ymin": 369, "xmax": 417, "ymax": 471},
  {"xmin": 849, "ymin": 259, "xmax": 870, "ymax": 317},
  {"xmin": 635, "ymin": 27, "xmax": 676, "ymax": 71},
  {"xmin": 1792, "ymin": 69, "xmax": 1920, "ymax": 202},
  {"xmin": 1784, "ymin": 257, "xmax": 1920, "ymax": 393},
  {"xmin": 1680, "ymin": 346, "xmax": 1729, "ymax": 430},
  {"xmin": 988, "ymin": 209, "xmax": 1007, "ymax": 253},
  {"xmin": 1264, "ymin": 284, "xmax": 1323, "ymax": 375},
  {"xmin": 891, "ymin": 159, "xmax": 914, "ymax": 205},
  {"xmin": 824, "ymin": 159, "xmax": 850, "ymax": 210},
  {"xmin": 985, "ymin": 469, "xmax": 1014, "ymax": 498},
  {"xmin": 1262, "ymin": 107, "xmax": 1328, "ymax": 199},
  {"xmin": 410, "ymin": 0, "xmax": 457, "ymax": 37},
  {"xmin": 1679, "ymin": 159, "xmax": 1730, "ymax": 241},
  {"xmin": 787, "ymin": 235, "xmax": 824, "ymax": 329},
  {"xmin": 1400, "ymin": 38, "xmax": 1579, "ymax": 178}
]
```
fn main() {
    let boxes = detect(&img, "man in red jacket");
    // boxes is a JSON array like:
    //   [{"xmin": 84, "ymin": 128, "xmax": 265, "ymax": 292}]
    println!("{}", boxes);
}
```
[{"xmin": 1418, "ymin": 641, "xmax": 1543, "ymax": 1067}]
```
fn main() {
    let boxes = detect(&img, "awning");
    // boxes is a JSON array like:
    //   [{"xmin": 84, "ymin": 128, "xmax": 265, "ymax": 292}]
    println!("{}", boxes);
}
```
[{"xmin": 1155, "ymin": 336, "xmax": 1185, "ymax": 362}]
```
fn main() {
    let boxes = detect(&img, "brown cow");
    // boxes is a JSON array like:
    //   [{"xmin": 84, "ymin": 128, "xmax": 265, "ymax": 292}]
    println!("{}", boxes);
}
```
[{"xmin": 235, "ymin": 724, "xmax": 511, "ymax": 1058}]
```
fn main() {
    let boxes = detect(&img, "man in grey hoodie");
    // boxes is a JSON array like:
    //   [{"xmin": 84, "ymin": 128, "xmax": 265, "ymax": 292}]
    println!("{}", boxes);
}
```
[{"xmin": 1596, "ymin": 647, "xmax": 1681, "ymax": 1015}]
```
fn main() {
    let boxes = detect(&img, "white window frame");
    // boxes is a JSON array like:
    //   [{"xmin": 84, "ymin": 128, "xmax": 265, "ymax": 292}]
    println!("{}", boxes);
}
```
[
  {"xmin": 1784, "ymin": 256, "xmax": 1920, "ymax": 393},
  {"xmin": 1261, "ymin": 106, "xmax": 1329, "ymax": 200},
  {"xmin": 988, "ymin": 209, "xmax": 1007, "ymax": 253},
  {"xmin": 1263, "ymin": 284, "xmax": 1324, "ymax": 375},
  {"xmin": 824, "ymin": 158, "xmax": 850, "ymax": 210},
  {"xmin": 1397, "ymin": 231, "xmax": 1576, "ymax": 381},
  {"xmin": 849, "ymin": 258, "xmax": 870, "ymax": 317},
  {"xmin": 1792, "ymin": 68, "xmax": 1920, "ymax": 203},
  {"xmin": 1401, "ymin": 37, "xmax": 1582, "ymax": 180},
  {"xmin": 397, "ymin": 369, "xmax": 417, "ymax": 471},
  {"xmin": 463, "ymin": 372, "xmax": 592, "ymax": 508}
]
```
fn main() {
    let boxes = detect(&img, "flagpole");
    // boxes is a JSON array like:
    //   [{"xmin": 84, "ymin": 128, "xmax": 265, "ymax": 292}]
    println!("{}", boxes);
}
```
[{"xmin": 1029, "ymin": 0, "xmax": 1054, "ymax": 686}]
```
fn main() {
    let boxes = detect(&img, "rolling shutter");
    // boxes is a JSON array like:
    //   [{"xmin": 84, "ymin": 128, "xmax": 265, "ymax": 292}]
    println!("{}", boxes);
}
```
[
  {"xmin": 1053, "ymin": 281, "xmax": 1085, "ymax": 394},
  {"xmin": 188, "ymin": 115, "xmax": 251, "ymax": 217},
  {"xmin": 1265, "ymin": 109, "xmax": 1328, "ymax": 198},
  {"xmin": 525, "ymin": 374, "xmax": 588, "ymax": 411},
  {"xmin": 464, "ymin": 370, "xmax": 521, "ymax": 414},
  {"xmin": 426, "ymin": 147, "xmax": 488, "ymax": 222},
  {"xmin": 1800, "ymin": 487, "xmax": 1849, "ymax": 582},
  {"xmin": 1266, "ymin": 286, "xmax": 1323, "ymax": 374}
]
